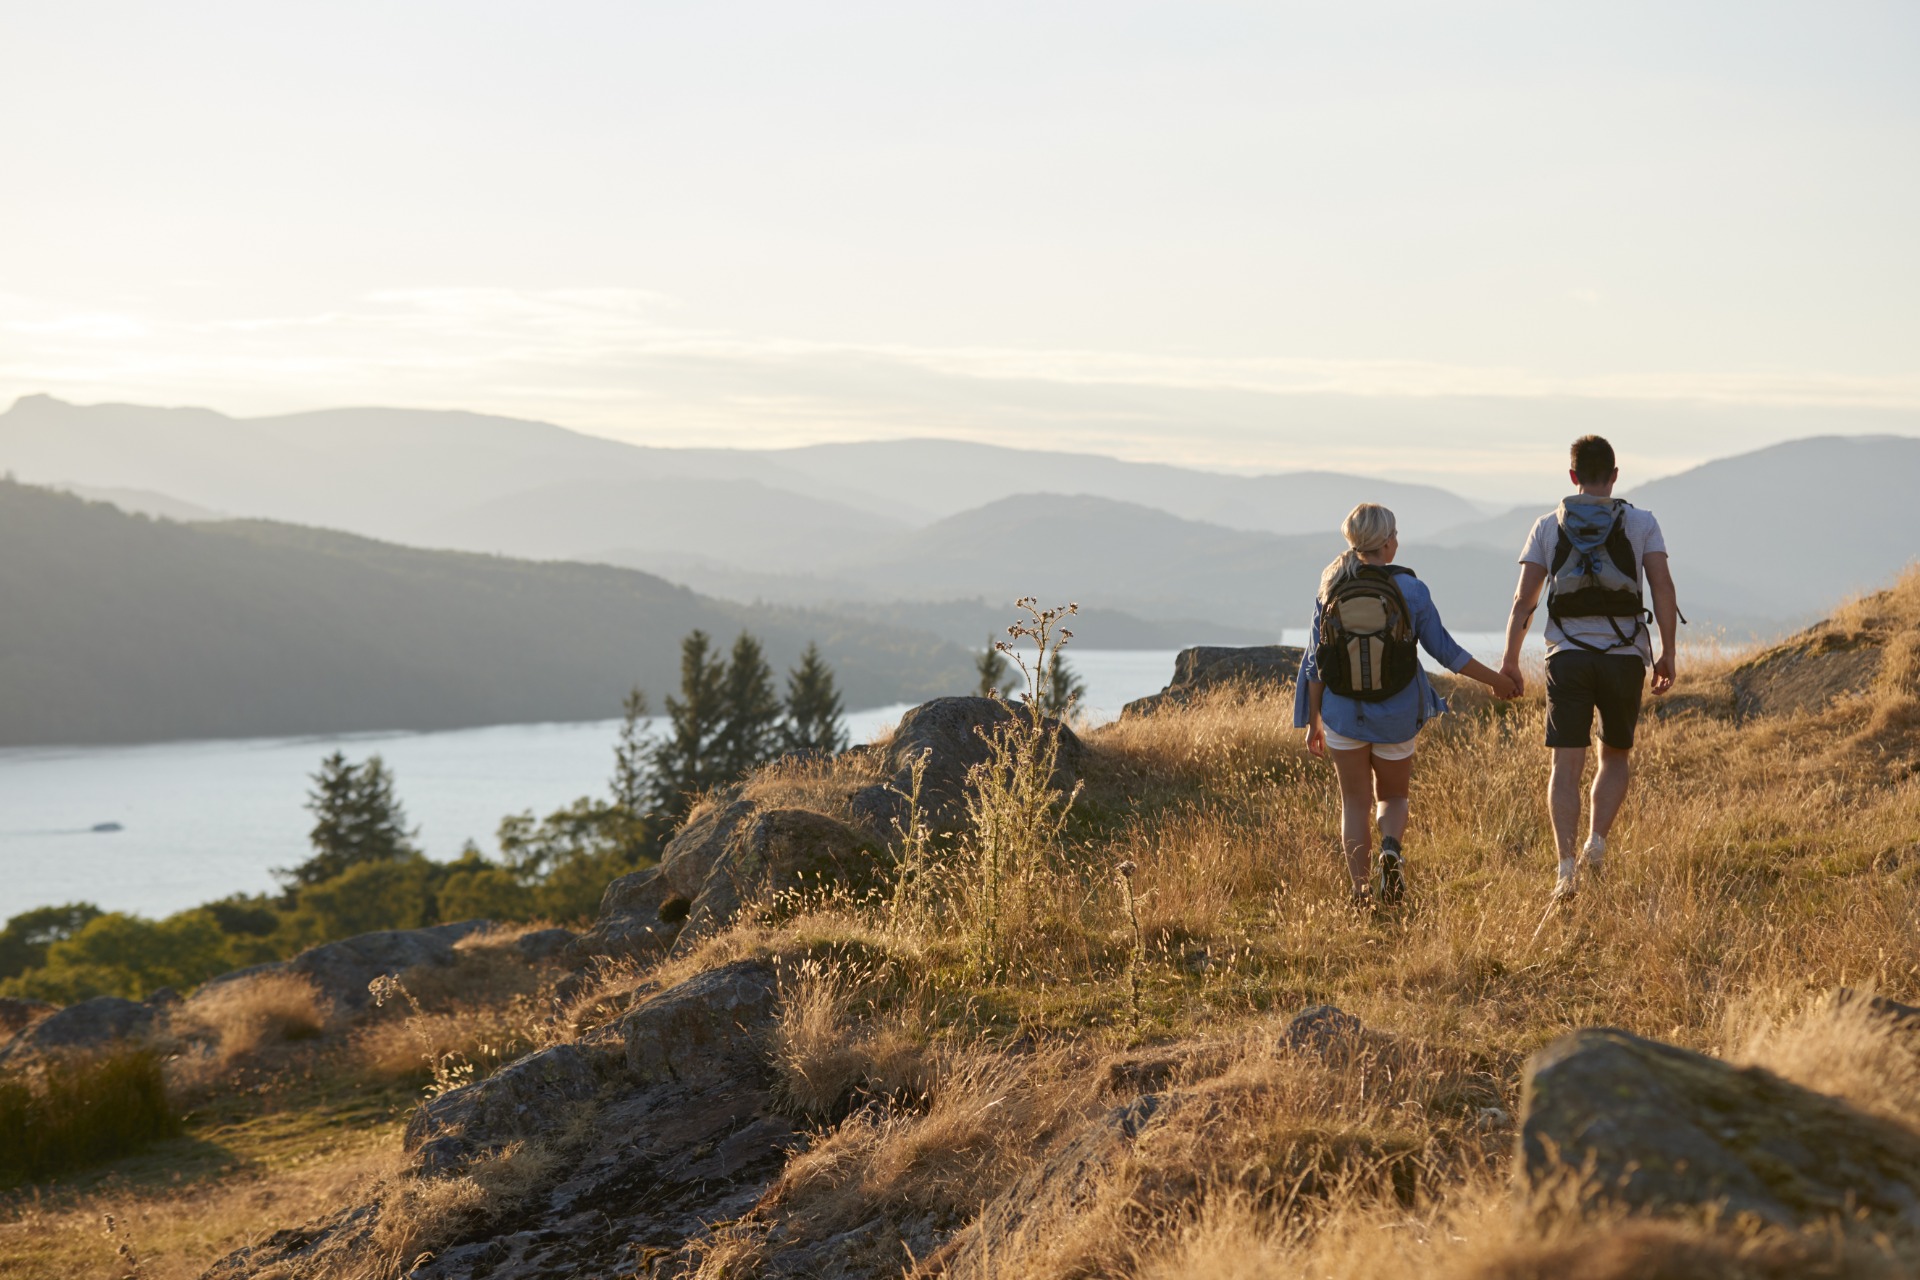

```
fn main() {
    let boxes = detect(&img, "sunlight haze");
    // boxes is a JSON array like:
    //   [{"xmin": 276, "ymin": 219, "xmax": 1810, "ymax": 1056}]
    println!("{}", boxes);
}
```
[{"xmin": 3, "ymin": 1, "xmax": 1916, "ymax": 498}]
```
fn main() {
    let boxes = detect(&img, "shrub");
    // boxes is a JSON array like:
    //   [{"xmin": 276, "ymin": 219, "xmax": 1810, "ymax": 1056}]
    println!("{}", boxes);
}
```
[
  {"xmin": 4, "ymin": 909, "xmax": 231, "ymax": 1002},
  {"xmin": 174, "ymin": 972, "xmax": 330, "ymax": 1088},
  {"xmin": 0, "ymin": 1048, "xmax": 182, "ymax": 1182},
  {"xmin": 282, "ymin": 854, "xmax": 437, "ymax": 946}
]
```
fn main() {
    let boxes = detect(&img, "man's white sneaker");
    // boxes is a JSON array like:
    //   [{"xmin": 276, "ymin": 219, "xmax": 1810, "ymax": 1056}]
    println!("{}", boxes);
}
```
[{"xmin": 1581, "ymin": 835, "xmax": 1607, "ymax": 881}]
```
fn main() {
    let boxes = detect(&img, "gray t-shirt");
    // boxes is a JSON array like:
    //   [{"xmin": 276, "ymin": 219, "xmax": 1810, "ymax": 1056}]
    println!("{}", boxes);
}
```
[{"xmin": 1519, "ymin": 503, "xmax": 1666, "ymax": 661}]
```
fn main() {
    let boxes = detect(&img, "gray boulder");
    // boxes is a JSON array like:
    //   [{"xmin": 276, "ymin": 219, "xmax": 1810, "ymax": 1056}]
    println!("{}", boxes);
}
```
[
  {"xmin": 572, "ymin": 803, "xmax": 881, "ymax": 965},
  {"xmin": 508, "ymin": 927, "xmax": 577, "ymax": 963},
  {"xmin": 1281, "ymin": 1003, "xmax": 1365, "ymax": 1054},
  {"xmin": 214, "ymin": 959, "xmax": 795, "ymax": 1280},
  {"xmin": 672, "ymin": 807, "xmax": 879, "ymax": 955},
  {"xmin": 406, "ymin": 1041, "xmax": 604, "ymax": 1171},
  {"xmin": 196, "ymin": 919, "xmax": 494, "ymax": 1014},
  {"xmin": 563, "ymin": 865, "xmax": 684, "ymax": 969},
  {"xmin": 0, "ymin": 996, "xmax": 56, "ymax": 1037},
  {"xmin": 0, "ymin": 995, "xmax": 162, "ymax": 1065},
  {"xmin": 1519, "ymin": 1027, "xmax": 1920, "ymax": 1235},
  {"xmin": 848, "ymin": 695, "xmax": 1084, "ymax": 837},
  {"xmin": 1122, "ymin": 645, "xmax": 1304, "ymax": 718}
]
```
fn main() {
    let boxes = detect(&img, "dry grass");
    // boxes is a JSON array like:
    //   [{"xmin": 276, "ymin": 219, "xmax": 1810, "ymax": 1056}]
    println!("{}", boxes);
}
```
[
  {"xmin": 694, "ymin": 576, "xmax": 1920, "ymax": 1276},
  {"xmin": 350, "ymin": 994, "xmax": 542, "ymax": 1094},
  {"xmin": 737, "ymin": 749, "xmax": 887, "ymax": 827},
  {"xmin": 172, "ymin": 973, "xmax": 330, "ymax": 1091},
  {"xmin": 771, "ymin": 954, "xmax": 929, "ymax": 1120},
  {"xmin": 23, "ymin": 579, "xmax": 1920, "ymax": 1279},
  {"xmin": 0, "ymin": 1131, "xmax": 396, "ymax": 1280},
  {"xmin": 1726, "ymin": 987, "xmax": 1920, "ymax": 1128},
  {"xmin": 358, "ymin": 1139, "xmax": 562, "ymax": 1276}
]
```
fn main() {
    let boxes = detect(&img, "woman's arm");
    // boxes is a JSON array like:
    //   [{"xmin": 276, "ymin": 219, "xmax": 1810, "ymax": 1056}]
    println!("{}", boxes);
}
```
[
  {"xmin": 1457, "ymin": 658, "xmax": 1517, "ymax": 698},
  {"xmin": 1306, "ymin": 678, "xmax": 1328, "ymax": 757},
  {"xmin": 1413, "ymin": 584, "xmax": 1517, "ymax": 698}
]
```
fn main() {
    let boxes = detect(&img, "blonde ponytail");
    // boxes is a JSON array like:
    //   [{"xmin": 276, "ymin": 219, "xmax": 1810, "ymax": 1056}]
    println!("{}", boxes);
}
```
[{"xmin": 1317, "ymin": 503, "xmax": 1398, "ymax": 601}]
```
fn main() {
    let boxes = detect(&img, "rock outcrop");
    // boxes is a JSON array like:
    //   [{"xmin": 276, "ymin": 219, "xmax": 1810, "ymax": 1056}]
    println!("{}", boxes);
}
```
[
  {"xmin": 0, "ymin": 995, "xmax": 163, "ymax": 1065},
  {"xmin": 573, "ymin": 696, "xmax": 1082, "ymax": 971},
  {"xmin": 208, "ymin": 959, "xmax": 796, "ymax": 1279},
  {"xmin": 847, "ymin": 695, "xmax": 1085, "ymax": 835},
  {"xmin": 1519, "ymin": 1027, "xmax": 1920, "ymax": 1235},
  {"xmin": 570, "ymin": 804, "xmax": 880, "ymax": 966},
  {"xmin": 1122, "ymin": 645, "xmax": 1303, "ymax": 718},
  {"xmin": 196, "ymin": 919, "xmax": 495, "ymax": 1013},
  {"xmin": 0, "ymin": 996, "xmax": 55, "ymax": 1037}
]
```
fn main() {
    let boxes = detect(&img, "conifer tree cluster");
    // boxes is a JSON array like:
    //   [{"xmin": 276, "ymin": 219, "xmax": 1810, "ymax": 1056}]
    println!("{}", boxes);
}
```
[
  {"xmin": 283, "ymin": 752, "xmax": 418, "ymax": 889},
  {"xmin": 644, "ymin": 632, "xmax": 849, "ymax": 824}
]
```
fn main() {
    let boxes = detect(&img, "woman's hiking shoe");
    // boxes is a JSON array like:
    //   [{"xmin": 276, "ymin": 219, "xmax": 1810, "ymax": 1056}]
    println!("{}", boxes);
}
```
[
  {"xmin": 1375, "ymin": 848, "xmax": 1406, "ymax": 904},
  {"xmin": 1550, "ymin": 872, "xmax": 1579, "ymax": 904},
  {"xmin": 1349, "ymin": 886, "xmax": 1374, "ymax": 913}
]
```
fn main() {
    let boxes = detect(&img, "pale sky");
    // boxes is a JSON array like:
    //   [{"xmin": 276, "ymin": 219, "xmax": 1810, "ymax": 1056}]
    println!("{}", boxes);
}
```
[{"xmin": 3, "ymin": 2, "xmax": 1916, "ymax": 500}]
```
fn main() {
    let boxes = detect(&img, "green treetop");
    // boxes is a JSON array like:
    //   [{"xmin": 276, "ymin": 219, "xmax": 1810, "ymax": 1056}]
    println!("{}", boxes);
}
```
[
  {"xmin": 648, "ymin": 629, "xmax": 731, "ymax": 821},
  {"xmin": 283, "ymin": 752, "xmax": 418, "ymax": 890},
  {"xmin": 717, "ymin": 631, "xmax": 784, "ymax": 778},
  {"xmin": 784, "ymin": 642, "xmax": 849, "ymax": 755}
]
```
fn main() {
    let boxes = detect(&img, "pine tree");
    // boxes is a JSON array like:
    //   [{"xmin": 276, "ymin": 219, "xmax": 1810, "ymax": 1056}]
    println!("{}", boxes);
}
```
[
  {"xmin": 783, "ymin": 642, "xmax": 849, "ymax": 755},
  {"xmin": 608, "ymin": 685, "xmax": 655, "ymax": 853},
  {"xmin": 718, "ymin": 631, "xmax": 783, "ymax": 778},
  {"xmin": 647, "ymin": 630, "xmax": 730, "ymax": 822},
  {"xmin": 1036, "ymin": 651, "xmax": 1086, "ymax": 718},
  {"xmin": 284, "ymin": 752, "xmax": 418, "ymax": 889},
  {"xmin": 975, "ymin": 637, "xmax": 1017, "ymax": 698}
]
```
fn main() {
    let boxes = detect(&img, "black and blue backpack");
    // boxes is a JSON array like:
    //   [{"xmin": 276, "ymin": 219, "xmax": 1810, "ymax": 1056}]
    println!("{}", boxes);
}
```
[{"xmin": 1316, "ymin": 565, "xmax": 1419, "ymax": 702}]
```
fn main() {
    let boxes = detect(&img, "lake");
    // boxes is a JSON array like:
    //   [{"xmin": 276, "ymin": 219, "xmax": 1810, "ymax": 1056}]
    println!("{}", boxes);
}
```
[{"xmin": 0, "ymin": 634, "xmax": 1538, "ymax": 919}]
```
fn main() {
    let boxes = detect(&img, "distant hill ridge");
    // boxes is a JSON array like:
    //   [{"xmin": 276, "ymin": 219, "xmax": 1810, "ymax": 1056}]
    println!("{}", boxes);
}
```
[
  {"xmin": 4, "ymin": 395, "xmax": 1916, "ymax": 634},
  {"xmin": 0, "ymin": 481, "xmax": 972, "ymax": 747}
]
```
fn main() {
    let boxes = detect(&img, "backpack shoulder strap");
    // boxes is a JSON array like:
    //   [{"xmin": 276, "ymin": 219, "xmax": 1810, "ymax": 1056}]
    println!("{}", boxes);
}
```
[
  {"xmin": 1550, "ymin": 523, "xmax": 1572, "ymax": 573},
  {"xmin": 1604, "ymin": 507, "xmax": 1637, "ymax": 576}
]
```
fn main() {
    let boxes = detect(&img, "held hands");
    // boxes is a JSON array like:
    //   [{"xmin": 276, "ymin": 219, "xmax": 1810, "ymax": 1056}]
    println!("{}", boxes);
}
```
[
  {"xmin": 1499, "ymin": 661, "xmax": 1525, "ymax": 700},
  {"xmin": 1652, "ymin": 652, "xmax": 1676, "ymax": 695},
  {"xmin": 1488, "ymin": 671, "xmax": 1520, "ymax": 700}
]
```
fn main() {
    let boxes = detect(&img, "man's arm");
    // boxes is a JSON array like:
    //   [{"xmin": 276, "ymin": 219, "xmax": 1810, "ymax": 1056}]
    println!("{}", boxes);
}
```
[
  {"xmin": 1503, "ymin": 562, "xmax": 1548, "ymax": 696},
  {"xmin": 1644, "ymin": 551, "xmax": 1677, "ymax": 694}
]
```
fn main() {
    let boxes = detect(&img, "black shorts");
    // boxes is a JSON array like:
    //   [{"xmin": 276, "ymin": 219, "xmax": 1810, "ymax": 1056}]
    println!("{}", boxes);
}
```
[{"xmin": 1545, "ymin": 650, "xmax": 1646, "ymax": 750}]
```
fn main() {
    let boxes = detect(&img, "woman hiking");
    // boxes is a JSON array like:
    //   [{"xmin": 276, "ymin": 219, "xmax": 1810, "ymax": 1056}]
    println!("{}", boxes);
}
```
[{"xmin": 1295, "ymin": 503, "xmax": 1517, "ymax": 907}]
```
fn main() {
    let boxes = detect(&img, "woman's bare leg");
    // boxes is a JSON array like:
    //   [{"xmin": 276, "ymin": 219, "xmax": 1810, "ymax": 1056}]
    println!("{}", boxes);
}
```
[
  {"xmin": 1371, "ymin": 752, "xmax": 1414, "ymax": 845},
  {"xmin": 1330, "ymin": 745, "xmax": 1376, "ymax": 892}
]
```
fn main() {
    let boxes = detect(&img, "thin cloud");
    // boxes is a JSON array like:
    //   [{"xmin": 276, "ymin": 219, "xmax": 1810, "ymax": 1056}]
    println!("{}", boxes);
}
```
[{"xmin": 2, "ymin": 288, "xmax": 1916, "ymax": 499}]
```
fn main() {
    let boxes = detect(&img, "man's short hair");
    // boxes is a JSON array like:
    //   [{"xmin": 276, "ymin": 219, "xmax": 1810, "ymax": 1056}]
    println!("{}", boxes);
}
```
[{"xmin": 1571, "ymin": 435, "xmax": 1616, "ymax": 485}]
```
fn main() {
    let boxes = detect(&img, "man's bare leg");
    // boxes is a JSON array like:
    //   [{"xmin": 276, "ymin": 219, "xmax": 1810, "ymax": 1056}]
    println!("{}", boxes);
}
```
[
  {"xmin": 1549, "ymin": 747, "xmax": 1588, "ymax": 895},
  {"xmin": 1584, "ymin": 744, "xmax": 1632, "ymax": 874}
]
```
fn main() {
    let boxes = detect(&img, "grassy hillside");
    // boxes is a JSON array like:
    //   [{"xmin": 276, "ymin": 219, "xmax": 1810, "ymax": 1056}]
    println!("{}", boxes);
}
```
[
  {"xmin": 10, "ymin": 573, "xmax": 1919, "ymax": 1277},
  {"xmin": 0, "ymin": 482, "xmax": 971, "ymax": 745}
]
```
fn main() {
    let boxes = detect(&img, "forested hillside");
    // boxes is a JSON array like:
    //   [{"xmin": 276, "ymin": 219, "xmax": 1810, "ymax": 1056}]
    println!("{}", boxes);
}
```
[{"xmin": 0, "ymin": 483, "xmax": 971, "ymax": 746}]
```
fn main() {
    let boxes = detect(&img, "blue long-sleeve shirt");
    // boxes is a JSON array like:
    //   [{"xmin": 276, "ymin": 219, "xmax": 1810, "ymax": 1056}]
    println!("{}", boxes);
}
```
[{"xmin": 1292, "ymin": 571, "xmax": 1474, "ymax": 743}]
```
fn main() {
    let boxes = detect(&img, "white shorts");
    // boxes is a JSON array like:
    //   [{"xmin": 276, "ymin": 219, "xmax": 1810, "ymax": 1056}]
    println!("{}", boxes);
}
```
[{"xmin": 1323, "ymin": 726, "xmax": 1417, "ymax": 761}]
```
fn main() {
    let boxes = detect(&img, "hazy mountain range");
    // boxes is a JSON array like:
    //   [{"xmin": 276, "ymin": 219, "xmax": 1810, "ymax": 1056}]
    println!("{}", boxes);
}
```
[
  {"xmin": 4, "ymin": 394, "xmax": 1915, "ymax": 679},
  {"xmin": 0, "ymin": 481, "xmax": 973, "ymax": 747}
]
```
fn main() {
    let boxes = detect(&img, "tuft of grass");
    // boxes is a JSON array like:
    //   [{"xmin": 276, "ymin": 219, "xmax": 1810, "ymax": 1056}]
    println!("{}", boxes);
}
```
[
  {"xmin": 172, "ymin": 972, "xmax": 329, "ymax": 1093},
  {"xmin": 0, "ymin": 1050, "xmax": 182, "ymax": 1183}
]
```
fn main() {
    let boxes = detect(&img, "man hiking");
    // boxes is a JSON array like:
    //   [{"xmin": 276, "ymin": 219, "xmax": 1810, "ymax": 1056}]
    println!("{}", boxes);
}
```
[{"xmin": 1499, "ymin": 435, "xmax": 1679, "ymax": 902}]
